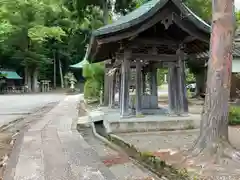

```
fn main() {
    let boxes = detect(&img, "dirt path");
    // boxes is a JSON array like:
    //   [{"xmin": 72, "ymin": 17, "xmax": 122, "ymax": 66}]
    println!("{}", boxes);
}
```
[
  {"xmin": 0, "ymin": 102, "xmax": 59, "ymax": 179},
  {"xmin": 115, "ymin": 127, "xmax": 240, "ymax": 178}
]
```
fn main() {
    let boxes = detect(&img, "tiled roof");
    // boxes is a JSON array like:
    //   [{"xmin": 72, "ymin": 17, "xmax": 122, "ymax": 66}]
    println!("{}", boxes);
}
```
[
  {"xmin": 0, "ymin": 70, "xmax": 22, "ymax": 79},
  {"xmin": 93, "ymin": 0, "xmax": 210, "ymax": 36}
]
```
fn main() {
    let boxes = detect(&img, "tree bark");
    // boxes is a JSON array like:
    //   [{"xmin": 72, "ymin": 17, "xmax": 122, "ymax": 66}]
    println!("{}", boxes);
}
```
[
  {"xmin": 27, "ymin": 69, "xmax": 32, "ymax": 92},
  {"xmin": 59, "ymin": 59, "xmax": 64, "ymax": 88},
  {"xmin": 24, "ymin": 67, "xmax": 31, "ymax": 92},
  {"xmin": 101, "ymin": 0, "xmax": 108, "ymax": 24},
  {"xmin": 53, "ymin": 51, "xmax": 56, "ymax": 89},
  {"xmin": 192, "ymin": 0, "xmax": 235, "ymax": 157},
  {"xmin": 32, "ymin": 68, "xmax": 38, "ymax": 92}
]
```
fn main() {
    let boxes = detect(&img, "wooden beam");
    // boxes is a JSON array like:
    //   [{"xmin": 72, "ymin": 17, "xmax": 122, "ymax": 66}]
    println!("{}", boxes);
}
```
[
  {"xmin": 116, "ymin": 53, "xmax": 177, "ymax": 61},
  {"xmin": 112, "ymin": 59, "xmax": 177, "ymax": 69},
  {"xmin": 129, "ymin": 38, "xmax": 179, "ymax": 47},
  {"xmin": 183, "ymin": 36, "xmax": 197, "ymax": 43},
  {"xmin": 96, "ymin": 9, "xmax": 171, "ymax": 44},
  {"xmin": 172, "ymin": 13, "xmax": 209, "ymax": 43}
]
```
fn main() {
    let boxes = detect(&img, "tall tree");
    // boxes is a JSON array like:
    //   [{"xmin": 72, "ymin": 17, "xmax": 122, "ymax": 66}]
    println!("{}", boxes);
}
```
[{"xmin": 190, "ymin": 0, "xmax": 238, "ymax": 160}]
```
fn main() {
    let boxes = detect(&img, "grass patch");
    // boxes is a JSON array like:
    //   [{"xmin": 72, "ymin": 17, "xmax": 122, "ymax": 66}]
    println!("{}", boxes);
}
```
[{"xmin": 229, "ymin": 106, "xmax": 240, "ymax": 126}]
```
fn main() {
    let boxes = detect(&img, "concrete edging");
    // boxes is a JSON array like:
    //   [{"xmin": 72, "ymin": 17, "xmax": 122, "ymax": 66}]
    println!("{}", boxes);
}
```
[{"xmin": 90, "ymin": 123, "xmax": 162, "ymax": 180}]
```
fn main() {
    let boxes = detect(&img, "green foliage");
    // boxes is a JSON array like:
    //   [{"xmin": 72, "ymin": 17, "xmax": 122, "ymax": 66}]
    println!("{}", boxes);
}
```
[
  {"xmin": 185, "ymin": 68, "xmax": 196, "ymax": 83},
  {"xmin": 80, "ymin": 6, "xmax": 104, "ymax": 30},
  {"xmin": 114, "ymin": 0, "xmax": 138, "ymax": 15},
  {"xmin": 83, "ymin": 63, "xmax": 104, "ymax": 82},
  {"xmin": 157, "ymin": 68, "xmax": 168, "ymax": 86},
  {"xmin": 236, "ymin": 11, "xmax": 240, "ymax": 26},
  {"xmin": 0, "ymin": 0, "xmax": 104, "ymax": 87},
  {"xmin": 28, "ymin": 26, "xmax": 66, "ymax": 42},
  {"xmin": 157, "ymin": 68, "xmax": 195, "ymax": 86},
  {"xmin": 184, "ymin": 0, "xmax": 211, "ymax": 22},
  {"xmin": 83, "ymin": 63, "xmax": 104, "ymax": 99},
  {"xmin": 135, "ymin": 0, "xmax": 150, "ymax": 8},
  {"xmin": 229, "ymin": 106, "xmax": 240, "ymax": 126},
  {"xmin": 84, "ymin": 78, "xmax": 101, "ymax": 99}
]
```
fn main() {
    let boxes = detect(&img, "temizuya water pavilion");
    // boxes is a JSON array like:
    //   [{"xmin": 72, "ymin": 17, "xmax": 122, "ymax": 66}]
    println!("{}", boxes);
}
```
[{"xmin": 85, "ymin": 0, "xmax": 210, "ymax": 118}]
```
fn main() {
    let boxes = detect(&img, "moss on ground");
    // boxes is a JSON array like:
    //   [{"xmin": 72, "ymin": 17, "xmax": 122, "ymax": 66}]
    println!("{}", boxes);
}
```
[{"xmin": 107, "ymin": 134, "xmax": 195, "ymax": 180}]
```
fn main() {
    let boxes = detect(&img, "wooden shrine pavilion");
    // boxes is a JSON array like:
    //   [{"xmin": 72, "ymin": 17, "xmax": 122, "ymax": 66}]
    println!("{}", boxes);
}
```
[{"xmin": 85, "ymin": 0, "xmax": 210, "ymax": 117}]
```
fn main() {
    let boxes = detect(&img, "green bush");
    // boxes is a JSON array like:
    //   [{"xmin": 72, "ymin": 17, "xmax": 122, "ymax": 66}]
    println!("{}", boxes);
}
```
[
  {"xmin": 83, "ymin": 79, "xmax": 101, "ymax": 99},
  {"xmin": 229, "ymin": 106, "xmax": 240, "ymax": 125},
  {"xmin": 82, "ymin": 62, "xmax": 104, "ymax": 100}
]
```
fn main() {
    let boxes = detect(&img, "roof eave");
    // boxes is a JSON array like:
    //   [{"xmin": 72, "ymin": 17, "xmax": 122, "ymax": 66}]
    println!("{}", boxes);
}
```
[
  {"xmin": 172, "ymin": 0, "xmax": 210, "ymax": 34},
  {"xmin": 92, "ymin": 0, "xmax": 211, "ymax": 37}
]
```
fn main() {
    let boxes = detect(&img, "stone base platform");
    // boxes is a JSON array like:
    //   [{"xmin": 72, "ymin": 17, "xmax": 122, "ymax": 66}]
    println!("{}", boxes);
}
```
[{"xmin": 87, "ymin": 107, "xmax": 201, "ymax": 133}]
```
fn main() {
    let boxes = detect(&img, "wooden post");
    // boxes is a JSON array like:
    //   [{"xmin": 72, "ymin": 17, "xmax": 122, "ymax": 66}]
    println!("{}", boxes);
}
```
[
  {"xmin": 109, "ymin": 72, "xmax": 116, "ymax": 108},
  {"xmin": 168, "ymin": 65, "xmax": 178, "ymax": 115},
  {"xmin": 118, "ymin": 72, "xmax": 122, "ymax": 108},
  {"xmin": 176, "ymin": 48, "xmax": 188, "ymax": 114},
  {"xmin": 135, "ymin": 60, "xmax": 142, "ymax": 115},
  {"xmin": 142, "ymin": 70, "xmax": 146, "ymax": 95},
  {"xmin": 104, "ymin": 71, "xmax": 110, "ymax": 106},
  {"xmin": 120, "ymin": 50, "xmax": 131, "ymax": 117},
  {"xmin": 108, "ymin": 75, "xmax": 113, "ymax": 108},
  {"xmin": 150, "ymin": 66, "xmax": 158, "ymax": 97}
]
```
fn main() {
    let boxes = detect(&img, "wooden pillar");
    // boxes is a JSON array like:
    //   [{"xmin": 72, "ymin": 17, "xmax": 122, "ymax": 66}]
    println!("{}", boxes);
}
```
[
  {"xmin": 150, "ymin": 66, "xmax": 158, "ymax": 96},
  {"xmin": 176, "ymin": 48, "xmax": 188, "ymax": 114},
  {"xmin": 118, "ymin": 72, "xmax": 121, "ymax": 108},
  {"xmin": 142, "ymin": 70, "xmax": 146, "ymax": 95},
  {"xmin": 120, "ymin": 50, "xmax": 131, "ymax": 117},
  {"xmin": 108, "ymin": 75, "xmax": 113, "ymax": 108},
  {"xmin": 109, "ymin": 72, "xmax": 116, "ymax": 108},
  {"xmin": 103, "ymin": 67, "xmax": 110, "ymax": 106},
  {"xmin": 135, "ymin": 60, "xmax": 142, "ymax": 115},
  {"xmin": 168, "ymin": 65, "xmax": 178, "ymax": 114}
]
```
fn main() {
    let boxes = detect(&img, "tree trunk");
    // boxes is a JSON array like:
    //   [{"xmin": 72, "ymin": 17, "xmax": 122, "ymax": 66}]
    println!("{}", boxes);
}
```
[
  {"xmin": 59, "ymin": 59, "xmax": 64, "ymax": 88},
  {"xmin": 53, "ymin": 51, "xmax": 57, "ymax": 89},
  {"xmin": 32, "ymin": 68, "xmax": 38, "ymax": 92},
  {"xmin": 24, "ymin": 66, "xmax": 32, "ymax": 92},
  {"xmin": 192, "ymin": 0, "xmax": 235, "ymax": 157},
  {"xmin": 24, "ymin": 67, "xmax": 31, "ymax": 92},
  {"xmin": 102, "ymin": 0, "xmax": 108, "ymax": 24}
]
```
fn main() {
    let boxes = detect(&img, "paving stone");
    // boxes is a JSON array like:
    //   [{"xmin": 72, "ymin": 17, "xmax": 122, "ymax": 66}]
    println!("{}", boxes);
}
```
[
  {"xmin": 14, "ymin": 131, "xmax": 44, "ymax": 180},
  {"xmin": 5, "ymin": 94, "xmax": 117, "ymax": 180},
  {"xmin": 42, "ymin": 127, "xmax": 75, "ymax": 180}
]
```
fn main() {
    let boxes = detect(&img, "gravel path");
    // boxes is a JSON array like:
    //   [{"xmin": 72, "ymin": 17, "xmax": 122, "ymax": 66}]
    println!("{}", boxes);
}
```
[
  {"xmin": 116, "ymin": 127, "xmax": 240, "ymax": 152},
  {"xmin": 0, "ymin": 94, "xmax": 64, "ymax": 127},
  {"xmin": 116, "ymin": 130, "xmax": 199, "ymax": 152}
]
